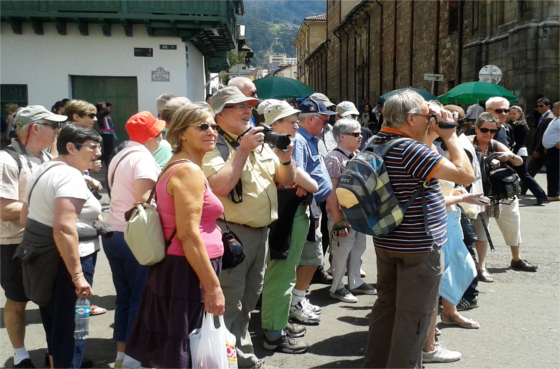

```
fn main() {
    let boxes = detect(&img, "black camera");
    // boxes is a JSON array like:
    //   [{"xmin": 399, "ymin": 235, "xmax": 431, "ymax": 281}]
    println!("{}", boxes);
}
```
[{"xmin": 261, "ymin": 125, "xmax": 291, "ymax": 151}]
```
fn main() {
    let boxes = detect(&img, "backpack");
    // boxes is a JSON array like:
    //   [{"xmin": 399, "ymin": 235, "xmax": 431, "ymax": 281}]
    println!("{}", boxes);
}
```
[{"xmin": 336, "ymin": 138, "xmax": 429, "ymax": 237}]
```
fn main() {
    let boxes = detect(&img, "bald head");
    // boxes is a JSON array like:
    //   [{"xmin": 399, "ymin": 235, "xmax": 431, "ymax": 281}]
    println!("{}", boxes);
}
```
[{"xmin": 228, "ymin": 77, "xmax": 257, "ymax": 99}]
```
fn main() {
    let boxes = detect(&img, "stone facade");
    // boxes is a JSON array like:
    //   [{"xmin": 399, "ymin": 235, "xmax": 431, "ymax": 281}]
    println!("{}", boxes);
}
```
[{"xmin": 296, "ymin": 0, "xmax": 559, "ymax": 113}]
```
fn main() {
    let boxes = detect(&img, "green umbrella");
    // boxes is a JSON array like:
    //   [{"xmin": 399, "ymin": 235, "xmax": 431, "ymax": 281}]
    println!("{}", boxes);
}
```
[
  {"xmin": 437, "ymin": 82, "xmax": 517, "ymax": 104},
  {"xmin": 253, "ymin": 76, "xmax": 315, "ymax": 99},
  {"xmin": 378, "ymin": 88, "xmax": 436, "ymax": 104}
]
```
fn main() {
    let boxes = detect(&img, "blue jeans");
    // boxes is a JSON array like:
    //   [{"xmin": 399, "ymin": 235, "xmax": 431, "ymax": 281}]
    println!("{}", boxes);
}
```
[{"xmin": 102, "ymin": 232, "xmax": 149, "ymax": 342}]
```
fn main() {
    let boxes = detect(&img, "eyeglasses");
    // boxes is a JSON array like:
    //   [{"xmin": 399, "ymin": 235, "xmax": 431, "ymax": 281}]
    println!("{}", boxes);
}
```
[
  {"xmin": 313, "ymin": 114, "xmax": 329, "ymax": 123},
  {"xmin": 249, "ymin": 90, "xmax": 258, "ymax": 97},
  {"xmin": 87, "ymin": 113, "xmax": 96, "ymax": 119},
  {"xmin": 38, "ymin": 121, "xmax": 65, "ymax": 129},
  {"xmin": 479, "ymin": 127, "xmax": 499, "ymax": 134},
  {"xmin": 537, "ymin": 105, "xmax": 545, "ymax": 108},
  {"xmin": 343, "ymin": 132, "xmax": 362, "ymax": 137},
  {"xmin": 224, "ymin": 104, "xmax": 254, "ymax": 112},
  {"xmin": 490, "ymin": 108, "xmax": 510, "ymax": 114},
  {"xmin": 75, "ymin": 143, "xmax": 102, "ymax": 151},
  {"xmin": 189, "ymin": 122, "xmax": 219, "ymax": 132},
  {"xmin": 413, "ymin": 113, "xmax": 437, "ymax": 120}
]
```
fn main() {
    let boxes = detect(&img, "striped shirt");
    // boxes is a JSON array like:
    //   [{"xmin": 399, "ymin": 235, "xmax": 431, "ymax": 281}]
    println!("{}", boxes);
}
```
[{"xmin": 372, "ymin": 127, "xmax": 448, "ymax": 253}]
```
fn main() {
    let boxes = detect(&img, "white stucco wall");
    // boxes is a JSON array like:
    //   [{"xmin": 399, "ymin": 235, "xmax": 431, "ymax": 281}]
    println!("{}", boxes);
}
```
[{"xmin": 0, "ymin": 21, "xmax": 207, "ymax": 114}]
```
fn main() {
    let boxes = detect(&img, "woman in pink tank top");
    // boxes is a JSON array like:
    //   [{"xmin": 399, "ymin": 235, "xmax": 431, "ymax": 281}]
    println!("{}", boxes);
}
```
[{"xmin": 126, "ymin": 102, "xmax": 225, "ymax": 369}]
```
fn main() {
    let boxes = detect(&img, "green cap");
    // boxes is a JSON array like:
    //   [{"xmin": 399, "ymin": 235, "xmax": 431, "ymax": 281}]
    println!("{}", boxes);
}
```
[{"xmin": 14, "ymin": 105, "xmax": 67, "ymax": 128}]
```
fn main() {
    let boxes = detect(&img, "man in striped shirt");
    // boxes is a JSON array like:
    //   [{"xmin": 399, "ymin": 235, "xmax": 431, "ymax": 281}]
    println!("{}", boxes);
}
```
[{"xmin": 363, "ymin": 90, "xmax": 475, "ymax": 368}]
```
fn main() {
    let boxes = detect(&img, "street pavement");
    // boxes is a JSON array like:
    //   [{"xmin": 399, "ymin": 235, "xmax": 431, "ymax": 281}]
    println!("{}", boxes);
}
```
[{"xmin": 1, "ymin": 173, "xmax": 559, "ymax": 368}]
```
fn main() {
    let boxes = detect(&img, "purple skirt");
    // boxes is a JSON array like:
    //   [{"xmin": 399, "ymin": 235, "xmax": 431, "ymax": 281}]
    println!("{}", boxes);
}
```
[{"xmin": 125, "ymin": 254, "xmax": 222, "ymax": 369}]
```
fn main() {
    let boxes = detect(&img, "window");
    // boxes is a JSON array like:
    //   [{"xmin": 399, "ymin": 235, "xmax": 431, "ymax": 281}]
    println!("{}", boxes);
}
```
[
  {"xmin": 448, "ymin": 1, "xmax": 460, "ymax": 35},
  {"xmin": 1, "ymin": 84, "xmax": 28, "ymax": 117}
]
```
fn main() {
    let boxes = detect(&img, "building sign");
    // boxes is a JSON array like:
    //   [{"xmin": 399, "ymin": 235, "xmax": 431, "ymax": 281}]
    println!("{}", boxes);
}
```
[
  {"xmin": 160, "ymin": 45, "xmax": 177, "ymax": 50},
  {"xmin": 134, "ymin": 48, "xmax": 153, "ymax": 57},
  {"xmin": 152, "ymin": 67, "xmax": 170, "ymax": 82}
]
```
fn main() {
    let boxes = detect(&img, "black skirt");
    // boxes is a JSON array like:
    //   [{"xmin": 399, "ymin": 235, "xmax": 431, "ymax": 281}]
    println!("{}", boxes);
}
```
[{"xmin": 125, "ymin": 254, "xmax": 222, "ymax": 369}]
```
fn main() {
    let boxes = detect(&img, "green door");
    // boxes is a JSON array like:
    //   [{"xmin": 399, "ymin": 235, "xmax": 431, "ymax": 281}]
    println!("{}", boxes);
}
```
[{"xmin": 71, "ymin": 76, "xmax": 138, "ymax": 143}]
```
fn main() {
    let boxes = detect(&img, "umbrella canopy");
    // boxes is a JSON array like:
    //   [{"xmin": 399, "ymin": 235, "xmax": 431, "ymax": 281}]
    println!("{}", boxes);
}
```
[
  {"xmin": 378, "ymin": 88, "xmax": 436, "ymax": 104},
  {"xmin": 253, "ymin": 76, "xmax": 315, "ymax": 100},
  {"xmin": 437, "ymin": 82, "xmax": 517, "ymax": 105}
]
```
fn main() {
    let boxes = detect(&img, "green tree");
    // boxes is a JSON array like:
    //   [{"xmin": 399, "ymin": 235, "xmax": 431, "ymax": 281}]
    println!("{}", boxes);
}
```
[{"xmin": 230, "ymin": 51, "xmax": 248, "ymax": 66}]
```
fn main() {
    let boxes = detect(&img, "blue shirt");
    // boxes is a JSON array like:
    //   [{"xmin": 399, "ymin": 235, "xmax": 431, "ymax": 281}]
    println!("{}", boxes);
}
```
[
  {"xmin": 293, "ymin": 127, "xmax": 333, "ymax": 202},
  {"xmin": 543, "ymin": 117, "xmax": 560, "ymax": 149}
]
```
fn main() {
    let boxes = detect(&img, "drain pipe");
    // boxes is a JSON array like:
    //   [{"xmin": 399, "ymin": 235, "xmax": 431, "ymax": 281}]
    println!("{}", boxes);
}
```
[
  {"xmin": 375, "ymin": 0, "xmax": 383, "ymax": 96},
  {"xmin": 334, "ymin": 30, "xmax": 342, "ymax": 102},
  {"xmin": 434, "ymin": 0, "xmax": 441, "ymax": 95},
  {"xmin": 393, "ymin": 1, "xmax": 397, "ymax": 90},
  {"xmin": 409, "ymin": 0, "xmax": 415, "ymax": 86},
  {"xmin": 341, "ymin": 27, "xmax": 349, "ymax": 100}
]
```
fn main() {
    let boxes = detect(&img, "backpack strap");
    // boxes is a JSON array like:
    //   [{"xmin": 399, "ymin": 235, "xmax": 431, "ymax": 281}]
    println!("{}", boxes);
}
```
[
  {"xmin": 27, "ymin": 163, "xmax": 66, "ymax": 207},
  {"xmin": 109, "ymin": 149, "xmax": 141, "ymax": 189},
  {"xmin": 216, "ymin": 127, "xmax": 243, "ymax": 204},
  {"xmin": 2, "ymin": 147, "xmax": 23, "ymax": 175}
]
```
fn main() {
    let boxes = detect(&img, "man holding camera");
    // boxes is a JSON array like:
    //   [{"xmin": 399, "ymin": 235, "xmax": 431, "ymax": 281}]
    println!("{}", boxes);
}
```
[
  {"xmin": 362, "ymin": 90, "xmax": 475, "ymax": 368},
  {"xmin": 288, "ymin": 98, "xmax": 334, "ymax": 324},
  {"xmin": 204, "ymin": 87, "xmax": 296, "ymax": 369}
]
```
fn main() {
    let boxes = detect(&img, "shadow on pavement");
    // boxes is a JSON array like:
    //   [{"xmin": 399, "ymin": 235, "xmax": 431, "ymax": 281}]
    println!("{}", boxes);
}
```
[
  {"xmin": 311, "ymin": 357, "xmax": 364, "ymax": 368},
  {"xmin": 90, "ymin": 295, "xmax": 117, "ymax": 312},
  {"xmin": 0, "ymin": 307, "xmax": 43, "ymax": 328},
  {"xmin": 337, "ymin": 315, "xmax": 369, "ymax": 326},
  {"xmin": 486, "ymin": 266, "xmax": 510, "ymax": 275},
  {"xmin": 310, "ymin": 330, "xmax": 368, "ymax": 357}
]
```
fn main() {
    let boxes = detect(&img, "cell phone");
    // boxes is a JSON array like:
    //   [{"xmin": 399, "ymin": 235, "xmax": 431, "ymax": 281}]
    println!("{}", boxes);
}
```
[{"xmin": 437, "ymin": 121, "xmax": 458, "ymax": 129}]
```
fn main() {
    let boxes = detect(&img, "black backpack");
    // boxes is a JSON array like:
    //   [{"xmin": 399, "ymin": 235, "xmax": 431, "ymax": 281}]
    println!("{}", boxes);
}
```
[{"xmin": 476, "ymin": 140, "xmax": 521, "ymax": 204}]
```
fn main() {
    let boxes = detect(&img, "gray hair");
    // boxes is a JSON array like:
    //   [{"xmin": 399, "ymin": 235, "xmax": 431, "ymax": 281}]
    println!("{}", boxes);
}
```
[
  {"xmin": 156, "ymin": 93, "xmax": 177, "ymax": 112},
  {"xmin": 333, "ymin": 118, "xmax": 361, "ymax": 144},
  {"xmin": 298, "ymin": 113, "xmax": 313, "ymax": 124},
  {"xmin": 383, "ymin": 89, "xmax": 425, "ymax": 128},
  {"xmin": 475, "ymin": 112, "xmax": 499, "ymax": 128},
  {"xmin": 486, "ymin": 97, "xmax": 509, "ymax": 109},
  {"xmin": 228, "ymin": 77, "xmax": 253, "ymax": 89}
]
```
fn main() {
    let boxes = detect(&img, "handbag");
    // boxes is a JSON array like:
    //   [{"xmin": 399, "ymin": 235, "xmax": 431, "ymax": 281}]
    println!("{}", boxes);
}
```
[
  {"xmin": 221, "ymin": 214, "xmax": 245, "ymax": 270},
  {"xmin": 123, "ymin": 160, "xmax": 186, "ymax": 266}
]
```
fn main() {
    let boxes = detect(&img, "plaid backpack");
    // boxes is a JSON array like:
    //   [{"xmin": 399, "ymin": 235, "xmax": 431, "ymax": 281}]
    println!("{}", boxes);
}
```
[{"xmin": 336, "ymin": 138, "xmax": 428, "ymax": 236}]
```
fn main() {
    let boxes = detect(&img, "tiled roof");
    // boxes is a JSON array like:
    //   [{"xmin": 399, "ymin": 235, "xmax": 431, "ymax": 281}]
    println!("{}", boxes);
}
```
[{"xmin": 305, "ymin": 14, "xmax": 327, "ymax": 21}]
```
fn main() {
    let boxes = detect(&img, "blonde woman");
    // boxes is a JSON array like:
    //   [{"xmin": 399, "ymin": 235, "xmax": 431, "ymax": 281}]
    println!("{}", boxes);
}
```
[
  {"xmin": 4, "ymin": 103, "xmax": 19, "ymax": 140},
  {"xmin": 125, "ymin": 103, "xmax": 225, "ymax": 368}
]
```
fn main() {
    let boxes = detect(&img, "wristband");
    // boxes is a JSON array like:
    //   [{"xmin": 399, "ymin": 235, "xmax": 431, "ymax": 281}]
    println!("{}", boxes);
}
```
[
  {"xmin": 73, "ymin": 273, "xmax": 84, "ymax": 282},
  {"xmin": 281, "ymin": 160, "xmax": 292, "ymax": 166}
]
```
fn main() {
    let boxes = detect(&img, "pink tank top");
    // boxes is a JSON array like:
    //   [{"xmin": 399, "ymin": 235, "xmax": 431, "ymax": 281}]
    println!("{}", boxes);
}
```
[{"xmin": 155, "ymin": 162, "xmax": 224, "ymax": 259}]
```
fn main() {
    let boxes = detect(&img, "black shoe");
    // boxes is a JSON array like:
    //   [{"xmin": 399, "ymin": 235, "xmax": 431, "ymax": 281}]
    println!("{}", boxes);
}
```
[
  {"xmin": 311, "ymin": 272, "xmax": 332, "ymax": 284},
  {"xmin": 14, "ymin": 359, "xmax": 35, "ymax": 368},
  {"xmin": 286, "ymin": 321, "xmax": 307, "ymax": 338},
  {"xmin": 80, "ymin": 357, "xmax": 95, "ymax": 368},
  {"xmin": 263, "ymin": 334, "xmax": 308, "ymax": 354},
  {"xmin": 457, "ymin": 297, "xmax": 479, "ymax": 311},
  {"xmin": 535, "ymin": 197, "xmax": 546, "ymax": 206},
  {"xmin": 511, "ymin": 259, "xmax": 538, "ymax": 272}
]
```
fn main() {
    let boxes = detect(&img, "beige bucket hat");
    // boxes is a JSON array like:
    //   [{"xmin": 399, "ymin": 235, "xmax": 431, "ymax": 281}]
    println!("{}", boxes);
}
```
[{"xmin": 264, "ymin": 101, "xmax": 301, "ymax": 125}]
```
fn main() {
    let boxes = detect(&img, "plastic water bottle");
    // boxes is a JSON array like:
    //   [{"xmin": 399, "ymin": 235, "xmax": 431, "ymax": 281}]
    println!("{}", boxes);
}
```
[{"xmin": 74, "ymin": 298, "xmax": 91, "ymax": 339}]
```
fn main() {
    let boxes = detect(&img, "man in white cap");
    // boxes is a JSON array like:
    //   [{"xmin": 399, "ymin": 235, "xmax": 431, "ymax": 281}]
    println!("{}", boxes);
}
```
[
  {"xmin": 0, "ymin": 105, "xmax": 66, "ymax": 368},
  {"xmin": 204, "ymin": 87, "xmax": 296, "ymax": 369}
]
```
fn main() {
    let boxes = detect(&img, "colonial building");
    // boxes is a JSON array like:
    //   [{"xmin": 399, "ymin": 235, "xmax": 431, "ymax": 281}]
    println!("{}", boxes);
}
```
[
  {"xmin": 294, "ymin": 0, "xmax": 559, "ymax": 112},
  {"xmin": 1, "ymin": 0, "xmax": 244, "ymax": 141},
  {"xmin": 293, "ymin": 14, "xmax": 327, "ymax": 90}
]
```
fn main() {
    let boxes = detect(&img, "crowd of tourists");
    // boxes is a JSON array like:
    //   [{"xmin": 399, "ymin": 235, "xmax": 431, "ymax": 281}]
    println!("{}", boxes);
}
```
[{"xmin": 1, "ymin": 77, "xmax": 559, "ymax": 369}]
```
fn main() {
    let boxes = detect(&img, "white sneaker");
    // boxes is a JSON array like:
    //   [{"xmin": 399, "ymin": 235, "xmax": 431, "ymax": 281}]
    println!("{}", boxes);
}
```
[
  {"xmin": 302, "ymin": 297, "xmax": 322, "ymax": 315},
  {"xmin": 422, "ymin": 342, "xmax": 462, "ymax": 363},
  {"xmin": 289, "ymin": 301, "xmax": 320, "ymax": 324},
  {"xmin": 330, "ymin": 288, "xmax": 358, "ymax": 303}
]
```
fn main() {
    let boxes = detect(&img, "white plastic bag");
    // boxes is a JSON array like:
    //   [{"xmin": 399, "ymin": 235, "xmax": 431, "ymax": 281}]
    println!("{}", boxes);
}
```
[{"xmin": 190, "ymin": 313, "xmax": 235, "ymax": 369}]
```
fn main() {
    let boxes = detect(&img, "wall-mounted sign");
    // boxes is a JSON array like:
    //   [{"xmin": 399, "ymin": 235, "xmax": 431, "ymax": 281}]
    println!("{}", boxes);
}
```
[
  {"xmin": 479, "ymin": 65, "xmax": 502, "ymax": 84},
  {"xmin": 160, "ymin": 45, "xmax": 177, "ymax": 50},
  {"xmin": 424, "ymin": 74, "xmax": 444, "ymax": 82},
  {"xmin": 152, "ymin": 67, "xmax": 170, "ymax": 82},
  {"xmin": 134, "ymin": 48, "xmax": 153, "ymax": 57}
]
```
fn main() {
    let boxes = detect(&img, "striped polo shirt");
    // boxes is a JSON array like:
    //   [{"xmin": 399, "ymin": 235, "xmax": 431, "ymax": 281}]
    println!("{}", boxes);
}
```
[{"xmin": 372, "ymin": 127, "xmax": 448, "ymax": 253}]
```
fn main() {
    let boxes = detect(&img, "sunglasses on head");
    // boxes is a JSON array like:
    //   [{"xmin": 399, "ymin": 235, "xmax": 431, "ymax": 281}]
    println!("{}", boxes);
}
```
[
  {"xmin": 479, "ymin": 127, "xmax": 499, "ymax": 134},
  {"xmin": 191, "ymin": 122, "xmax": 219, "ymax": 132},
  {"xmin": 491, "ymin": 108, "xmax": 510, "ymax": 114},
  {"xmin": 343, "ymin": 132, "xmax": 362, "ymax": 137}
]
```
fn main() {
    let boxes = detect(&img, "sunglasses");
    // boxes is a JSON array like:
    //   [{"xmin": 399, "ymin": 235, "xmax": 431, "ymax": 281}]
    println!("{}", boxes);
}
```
[
  {"xmin": 491, "ymin": 108, "xmax": 510, "ymax": 114},
  {"xmin": 224, "ymin": 104, "xmax": 254, "ymax": 111},
  {"xmin": 313, "ymin": 114, "xmax": 329, "ymax": 123},
  {"xmin": 190, "ymin": 122, "xmax": 219, "ymax": 132},
  {"xmin": 343, "ymin": 132, "xmax": 362, "ymax": 137},
  {"xmin": 414, "ymin": 113, "xmax": 437, "ymax": 120},
  {"xmin": 479, "ymin": 128, "xmax": 499, "ymax": 134},
  {"xmin": 86, "ymin": 113, "xmax": 96, "ymax": 119},
  {"xmin": 38, "ymin": 121, "xmax": 65, "ymax": 129},
  {"xmin": 537, "ymin": 105, "xmax": 545, "ymax": 108}
]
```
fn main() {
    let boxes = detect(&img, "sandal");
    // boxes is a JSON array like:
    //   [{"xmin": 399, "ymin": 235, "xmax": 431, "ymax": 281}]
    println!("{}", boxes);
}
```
[
  {"xmin": 90, "ymin": 305, "xmax": 107, "ymax": 316},
  {"xmin": 477, "ymin": 269, "xmax": 494, "ymax": 283},
  {"xmin": 441, "ymin": 313, "xmax": 480, "ymax": 329},
  {"xmin": 435, "ymin": 327, "xmax": 441, "ymax": 336}
]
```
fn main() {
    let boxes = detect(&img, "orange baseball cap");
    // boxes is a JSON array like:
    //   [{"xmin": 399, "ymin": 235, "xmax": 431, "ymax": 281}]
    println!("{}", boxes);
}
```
[{"xmin": 125, "ymin": 111, "xmax": 166, "ymax": 144}]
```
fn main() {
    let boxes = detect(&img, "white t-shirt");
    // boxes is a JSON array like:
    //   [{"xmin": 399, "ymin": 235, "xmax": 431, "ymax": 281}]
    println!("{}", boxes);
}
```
[
  {"xmin": 0, "ymin": 144, "xmax": 50, "ymax": 244},
  {"xmin": 107, "ymin": 142, "xmax": 160, "ymax": 232}
]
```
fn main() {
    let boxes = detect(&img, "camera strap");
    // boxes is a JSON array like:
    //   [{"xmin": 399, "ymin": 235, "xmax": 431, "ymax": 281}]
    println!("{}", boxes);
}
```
[{"xmin": 216, "ymin": 127, "xmax": 243, "ymax": 204}]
